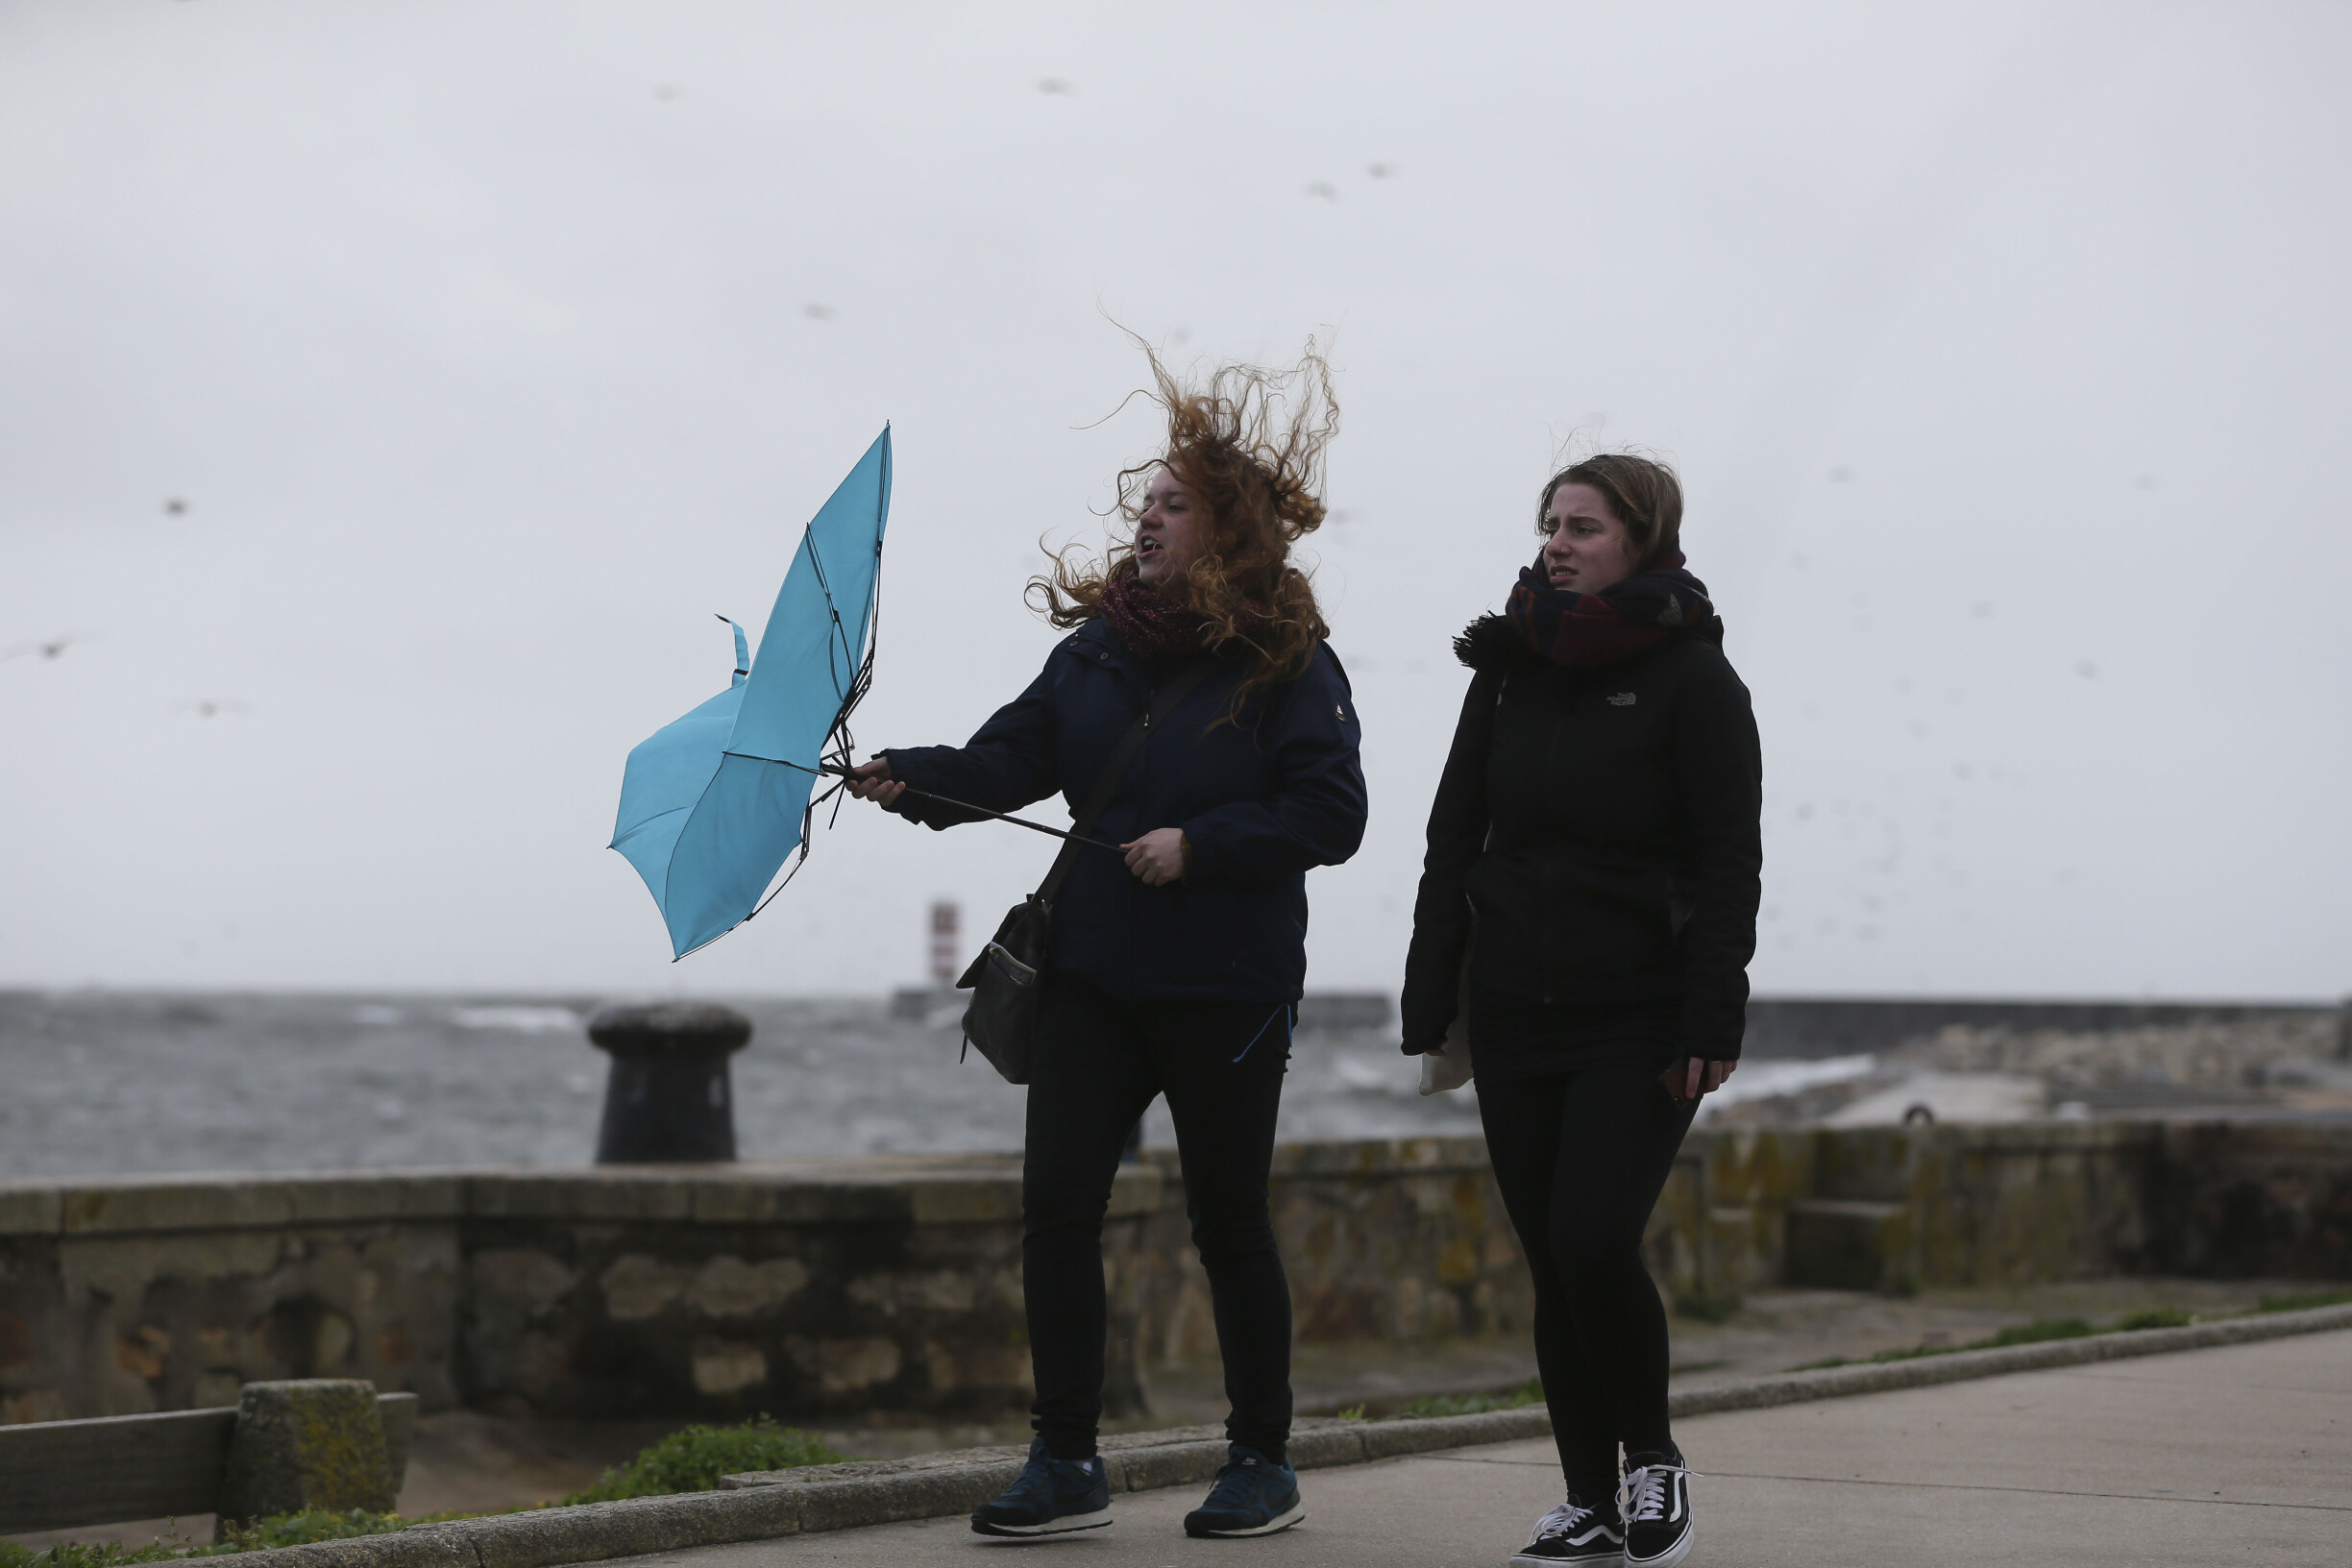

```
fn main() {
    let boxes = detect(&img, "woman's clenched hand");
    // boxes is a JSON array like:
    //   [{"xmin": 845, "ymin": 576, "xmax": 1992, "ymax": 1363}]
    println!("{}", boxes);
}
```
[
  {"xmin": 843, "ymin": 756, "xmax": 906, "ymax": 808},
  {"xmin": 1664, "ymin": 1056, "xmax": 1736, "ymax": 1106},
  {"xmin": 1121, "ymin": 828, "xmax": 1188, "ymax": 886}
]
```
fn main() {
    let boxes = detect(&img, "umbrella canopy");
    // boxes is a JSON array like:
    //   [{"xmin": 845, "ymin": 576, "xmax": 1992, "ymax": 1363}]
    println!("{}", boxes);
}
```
[{"xmin": 611, "ymin": 428, "xmax": 892, "ymax": 958}]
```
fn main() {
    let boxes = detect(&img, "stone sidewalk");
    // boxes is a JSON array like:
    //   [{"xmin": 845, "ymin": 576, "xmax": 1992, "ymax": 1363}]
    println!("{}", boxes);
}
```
[{"xmin": 649, "ymin": 1329, "xmax": 2352, "ymax": 1568}]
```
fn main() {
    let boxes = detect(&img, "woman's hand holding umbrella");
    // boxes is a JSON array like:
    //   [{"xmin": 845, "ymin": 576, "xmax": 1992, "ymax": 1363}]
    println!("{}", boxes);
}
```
[{"xmin": 843, "ymin": 757, "xmax": 907, "ymax": 808}]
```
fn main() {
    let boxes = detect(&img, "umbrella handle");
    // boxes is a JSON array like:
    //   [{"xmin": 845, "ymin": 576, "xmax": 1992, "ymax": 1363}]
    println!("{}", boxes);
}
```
[{"xmin": 818, "ymin": 766, "xmax": 1124, "ymax": 854}]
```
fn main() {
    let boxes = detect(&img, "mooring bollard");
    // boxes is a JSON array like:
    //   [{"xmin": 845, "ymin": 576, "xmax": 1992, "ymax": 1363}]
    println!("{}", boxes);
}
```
[{"xmin": 587, "ymin": 1001, "xmax": 752, "ymax": 1163}]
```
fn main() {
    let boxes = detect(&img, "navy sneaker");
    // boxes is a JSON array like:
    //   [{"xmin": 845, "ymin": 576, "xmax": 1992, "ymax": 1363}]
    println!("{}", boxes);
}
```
[
  {"xmin": 969, "ymin": 1435, "xmax": 1113, "ymax": 1537},
  {"xmin": 1618, "ymin": 1451, "xmax": 1697, "ymax": 1568},
  {"xmin": 1183, "ymin": 1443, "xmax": 1304, "ymax": 1538},
  {"xmin": 1510, "ymin": 1495, "xmax": 1624, "ymax": 1565}
]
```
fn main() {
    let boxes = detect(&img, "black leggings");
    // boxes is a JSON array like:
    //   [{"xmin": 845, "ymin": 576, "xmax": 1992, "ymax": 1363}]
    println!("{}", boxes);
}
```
[
  {"xmin": 1022, "ymin": 976, "xmax": 1295, "ymax": 1460},
  {"xmin": 1477, "ymin": 1061, "xmax": 1697, "ymax": 1503}
]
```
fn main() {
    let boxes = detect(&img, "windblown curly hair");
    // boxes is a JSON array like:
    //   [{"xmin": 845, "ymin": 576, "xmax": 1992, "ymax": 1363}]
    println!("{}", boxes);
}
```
[{"xmin": 1029, "ymin": 336, "xmax": 1339, "ymax": 722}]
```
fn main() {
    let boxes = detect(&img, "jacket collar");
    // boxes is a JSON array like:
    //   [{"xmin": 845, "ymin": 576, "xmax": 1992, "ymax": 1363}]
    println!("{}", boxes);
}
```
[{"xmin": 1058, "ymin": 616, "xmax": 1145, "ymax": 678}]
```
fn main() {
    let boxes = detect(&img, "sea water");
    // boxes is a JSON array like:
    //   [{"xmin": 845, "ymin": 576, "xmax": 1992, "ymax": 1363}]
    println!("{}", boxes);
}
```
[{"xmin": 0, "ymin": 990, "xmax": 1489, "ymax": 1179}]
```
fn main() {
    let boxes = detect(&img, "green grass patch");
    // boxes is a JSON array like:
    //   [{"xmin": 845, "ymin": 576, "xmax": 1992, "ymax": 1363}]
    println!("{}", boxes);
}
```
[
  {"xmin": 560, "ymin": 1416, "xmax": 845, "ymax": 1505},
  {"xmin": 0, "ymin": 1419, "xmax": 846, "ymax": 1567},
  {"xmin": 2114, "ymin": 1306, "xmax": 2193, "ymax": 1331},
  {"xmin": 1979, "ymin": 1316, "xmax": 2096, "ymax": 1347},
  {"xmin": 1673, "ymin": 1289, "xmax": 1743, "ymax": 1324},
  {"xmin": 1784, "ymin": 1314, "xmax": 2123, "ymax": 1373},
  {"xmin": 1388, "ymin": 1378, "xmax": 1543, "ymax": 1419},
  {"xmin": 2255, "ymin": 1287, "xmax": 2352, "ymax": 1314},
  {"xmin": 223, "ymin": 1510, "xmax": 477, "ymax": 1551},
  {"xmin": 0, "ymin": 1509, "xmax": 483, "ymax": 1568},
  {"xmin": 0, "ymin": 1511, "xmax": 457, "ymax": 1568},
  {"xmin": 0, "ymin": 1543, "xmax": 213, "ymax": 1568}
]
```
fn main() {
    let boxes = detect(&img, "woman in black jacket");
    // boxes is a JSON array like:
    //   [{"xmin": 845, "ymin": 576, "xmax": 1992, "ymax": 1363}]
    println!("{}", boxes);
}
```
[
  {"xmin": 847, "ymin": 349, "xmax": 1365, "ymax": 1543},
  {"xmin": 1401, "ymin": 454, "xmax": 1760, "ymax": 1568}
]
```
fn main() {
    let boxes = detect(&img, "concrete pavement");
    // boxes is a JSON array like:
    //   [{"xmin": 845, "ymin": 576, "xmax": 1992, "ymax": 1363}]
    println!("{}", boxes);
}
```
[{"xmin": 653, "ymin": 1328, "xmax": 2352, "ymax": 1568}]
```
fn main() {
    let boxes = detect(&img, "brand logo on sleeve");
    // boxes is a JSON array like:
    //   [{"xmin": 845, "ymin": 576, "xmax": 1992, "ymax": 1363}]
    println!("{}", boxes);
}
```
[{"xmin": 1607, "ymin": 692, "xmax": 1636, "ymax": 706}]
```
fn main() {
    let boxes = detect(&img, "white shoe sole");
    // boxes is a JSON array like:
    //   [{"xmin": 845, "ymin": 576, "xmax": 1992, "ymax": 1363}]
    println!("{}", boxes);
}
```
[
  {"xmin": 1510, "ymin": 1548, "xmax": 1624, "ymax": 1567},
  {"xmin": 970, "ymin": 1513, "xmax": 1114, "ymax": 1537},
  {"xmin": 1188, "ymin": 1503, "xmax": 1306, "ymax": 1538}
]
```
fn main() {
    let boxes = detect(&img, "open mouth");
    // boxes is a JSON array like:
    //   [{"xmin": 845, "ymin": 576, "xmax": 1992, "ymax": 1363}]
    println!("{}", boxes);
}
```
[{"xmin": 1138, "ymin": 537, "xmax": 1164, "ymax": 558}]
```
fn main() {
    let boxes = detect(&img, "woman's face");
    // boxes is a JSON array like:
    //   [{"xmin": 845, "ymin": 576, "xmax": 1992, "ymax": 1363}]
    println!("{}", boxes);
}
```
[
  {"xmin": 1136, "ymin": 467, "xmax": 1209, "ymax": 591},
  {"xmin": 1541, "ymin": 481, "xmax": 1640, "ymax": 595}
]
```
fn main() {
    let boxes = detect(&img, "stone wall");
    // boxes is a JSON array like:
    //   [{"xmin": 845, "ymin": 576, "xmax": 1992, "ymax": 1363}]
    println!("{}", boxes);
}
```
[
  {"xmin": 0, "ymin": 1177, "xmax": 462, "ymax": 1426},
  {"xmin": 0, "ymin": 1158, "xmax": 1160, "ymax": 1426},
  {"xmin": 1139, "ymin": 1139, "xmax": 1531, "ymax": 1368},
  {"xmin": 3, "ymin": 1123, "xmax": 2347, "ymax": 1425}
]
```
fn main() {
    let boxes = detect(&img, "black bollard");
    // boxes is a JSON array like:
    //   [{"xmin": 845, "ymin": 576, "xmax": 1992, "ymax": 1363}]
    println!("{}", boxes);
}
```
[{"xmin": 587, "ymin": 1001, "xmax": 752, "ymax": 1163}]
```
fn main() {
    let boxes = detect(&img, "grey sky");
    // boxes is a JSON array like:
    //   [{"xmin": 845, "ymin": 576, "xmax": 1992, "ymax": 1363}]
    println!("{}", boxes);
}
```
[{"xmin": 2, "ymin": 0, "xmax": 2345, "ymax": 999}]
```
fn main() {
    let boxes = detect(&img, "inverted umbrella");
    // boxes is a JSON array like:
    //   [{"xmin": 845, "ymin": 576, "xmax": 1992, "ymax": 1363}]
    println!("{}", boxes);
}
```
[{"xmin": 611, "ymin": 427, "xmax": 1112, "ymax": 960}]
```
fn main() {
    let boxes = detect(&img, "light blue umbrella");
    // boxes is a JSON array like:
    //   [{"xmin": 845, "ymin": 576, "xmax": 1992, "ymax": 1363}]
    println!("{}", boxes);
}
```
[
  {"xmin": 610, "ymin": 428, "xmax": 1115, "ymax": 960},
  {"xmin": 610, "ymin": 429, "xmax": 894, "ymax": 958}
]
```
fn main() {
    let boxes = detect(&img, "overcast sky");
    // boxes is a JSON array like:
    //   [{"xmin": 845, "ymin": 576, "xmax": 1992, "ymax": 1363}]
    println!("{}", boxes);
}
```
[{"xmin": 3, "ymin": 0, "xmax": 2346, "ymax": 1001}]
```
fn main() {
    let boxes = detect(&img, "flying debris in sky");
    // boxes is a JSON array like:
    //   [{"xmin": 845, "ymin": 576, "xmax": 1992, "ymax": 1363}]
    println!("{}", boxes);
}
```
[
  {"xmin": 803, "ymin": 303, "xmax": 838, "ymax": 321},
  {"xmin": 1304, "ymin": 181, "xmax": 1339, "ymax": 201},
  {"xmin": 174, "ymin": 698, "xmax": 253, "ymax": 719},
  {"xmin": 1038, "ymin": 78, "xmax": 1074, "ymax": 95},
  {"xmin": 1366, "ymin": 162, "xmax": 1398, "ymax": 179},
  {"xmin": 163, "ymin": 497, "xmax": 187, "ymax": 515},
  {"xmin": 4, "ymin": 633, "xmax": 87, "ymax": 662}
]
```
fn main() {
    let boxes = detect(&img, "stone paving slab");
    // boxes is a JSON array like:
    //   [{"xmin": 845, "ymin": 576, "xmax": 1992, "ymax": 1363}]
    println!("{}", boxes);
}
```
[{"xmin": 647, "ymin": 1329, "xmax": 2352, "ymax": 1568}]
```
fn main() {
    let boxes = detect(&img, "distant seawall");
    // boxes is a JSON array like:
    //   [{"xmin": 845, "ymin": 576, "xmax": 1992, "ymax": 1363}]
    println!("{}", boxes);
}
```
[
  {"xmin": 4, "ymin": 1124, "xmax": 2349, "ymax": 1426},
  {"xmin": 1739, "ymin": 996, "xmax": 2348, "ymax": 1059}
]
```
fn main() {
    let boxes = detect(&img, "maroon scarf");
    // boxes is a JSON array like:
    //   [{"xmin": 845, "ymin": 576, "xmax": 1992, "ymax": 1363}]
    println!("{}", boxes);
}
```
[
  {"xmin": 1504, "ymin": 550, "xmax": 1719, "ymax": 667},
  {"xmin": 1099, "ymin": 571, "xmax": 1268, "ymax": 663}
]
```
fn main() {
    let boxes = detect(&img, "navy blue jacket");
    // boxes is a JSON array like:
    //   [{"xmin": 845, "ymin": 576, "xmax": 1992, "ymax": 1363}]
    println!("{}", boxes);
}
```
[{"xmin": 882, "ymin": 618, "xmax": 1367, "ymax": 1003}]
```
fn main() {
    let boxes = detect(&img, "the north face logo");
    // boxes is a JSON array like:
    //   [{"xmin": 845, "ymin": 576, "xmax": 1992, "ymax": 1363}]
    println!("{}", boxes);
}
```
[{"xmin": 1607, "ymin": 692, "xmax": 1636, "ymax": 706}]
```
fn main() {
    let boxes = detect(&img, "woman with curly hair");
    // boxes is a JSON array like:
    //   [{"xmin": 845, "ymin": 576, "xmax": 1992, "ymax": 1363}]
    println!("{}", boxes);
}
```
[
  {"xmin": 1401, "ymin": 454, "xmax": 1760, "ymax": 1568},
  {"xmin": 846, "ymin": 344, "xmax": 1365, "ymax": 1542}
]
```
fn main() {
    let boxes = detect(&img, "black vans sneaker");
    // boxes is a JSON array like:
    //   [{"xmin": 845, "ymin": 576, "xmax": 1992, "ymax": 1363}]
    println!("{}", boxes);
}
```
[
  {"xmin": 1618, "ymin": 1451, "xmax": 1697, "ymax": 1568},
  {"xmin": 969, "ymin": 1435, "xmax": 1113, "ymax": 1536},
  {"xmin": 1510, "ymin": 1495, "xmax": 1624, "ymax": 1565},
  {"xmin": 1182, "ymin": 1443, "xmax": 1304, "ymax": 1537}
]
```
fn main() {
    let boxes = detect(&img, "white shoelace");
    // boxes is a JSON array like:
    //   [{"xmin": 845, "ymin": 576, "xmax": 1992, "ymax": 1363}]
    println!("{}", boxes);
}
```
[
  {"xmin": 1529, "ymin": 1502, "xmax": 1601, "ymax": 1544},
  {"xmin": 1618, "ymin": 1462, "xmax": 1702, "ymax": 1526}
]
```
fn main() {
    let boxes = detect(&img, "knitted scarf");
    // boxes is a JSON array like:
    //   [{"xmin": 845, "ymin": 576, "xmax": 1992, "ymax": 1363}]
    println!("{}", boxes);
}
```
[
  {"xmin": 1098, "ymin": 570, "xmax": 1267, "ymax": 664},
  {"xmin": 1504, "ymin": 549, "xmax": 1720, "ymax": 667}
]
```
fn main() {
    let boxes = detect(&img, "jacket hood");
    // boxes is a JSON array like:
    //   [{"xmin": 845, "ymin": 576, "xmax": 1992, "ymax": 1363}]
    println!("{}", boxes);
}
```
[{"xmin": 1453, "ymin": 614, "xmax": 1526, "ymax": 673}]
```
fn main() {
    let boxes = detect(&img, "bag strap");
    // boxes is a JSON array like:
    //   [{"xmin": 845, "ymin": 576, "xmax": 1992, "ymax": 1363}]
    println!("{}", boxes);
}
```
[{"xmin": 1034, "ymin": 659, "xmax": 1215, "ymax": 907}]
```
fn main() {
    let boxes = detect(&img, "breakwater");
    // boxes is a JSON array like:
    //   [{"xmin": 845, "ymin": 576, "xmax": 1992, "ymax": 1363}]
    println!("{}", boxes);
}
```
[{"xmin": 3, "ymin": 1123, "xmax": 2347, "ymax": 1427}]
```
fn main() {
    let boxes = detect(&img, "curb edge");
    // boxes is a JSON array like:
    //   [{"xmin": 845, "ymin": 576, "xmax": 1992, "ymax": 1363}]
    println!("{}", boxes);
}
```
[{"xmin": 222, "ymin": 1304, "xmax": 2352, "ymax": 1568}]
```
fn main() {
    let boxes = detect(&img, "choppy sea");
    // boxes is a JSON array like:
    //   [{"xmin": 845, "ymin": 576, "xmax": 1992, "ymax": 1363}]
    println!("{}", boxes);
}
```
[
  {"xmin": 0, "ymin": 991, "xmax": 1450, "ymax": 1178},
  {"xmin": 0, "ymin": 990, "xmax": 1872, "ymax": 1179}
]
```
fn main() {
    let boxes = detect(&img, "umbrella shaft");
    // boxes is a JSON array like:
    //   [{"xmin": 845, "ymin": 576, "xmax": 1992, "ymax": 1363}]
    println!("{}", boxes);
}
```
[{"xmin": 818, "ymin": 767, "xmax": 1122, "ymax": 854}]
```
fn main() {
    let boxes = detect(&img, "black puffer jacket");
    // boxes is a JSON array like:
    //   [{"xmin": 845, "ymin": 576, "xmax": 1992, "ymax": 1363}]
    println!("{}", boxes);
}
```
[{"xmin": 1398, "ymin": 615, "xmax": 1762, "ymax": 1061}]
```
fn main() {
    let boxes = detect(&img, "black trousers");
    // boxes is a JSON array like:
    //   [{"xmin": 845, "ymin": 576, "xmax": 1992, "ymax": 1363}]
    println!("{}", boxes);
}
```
[
  {"xmin": 1477, "ymin": 1061, "xmax": 1697, "ymax": 1504},
  {"xmin": 1023, "ymin": 975, "xmax": 1295, "ymax": 1460}
]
